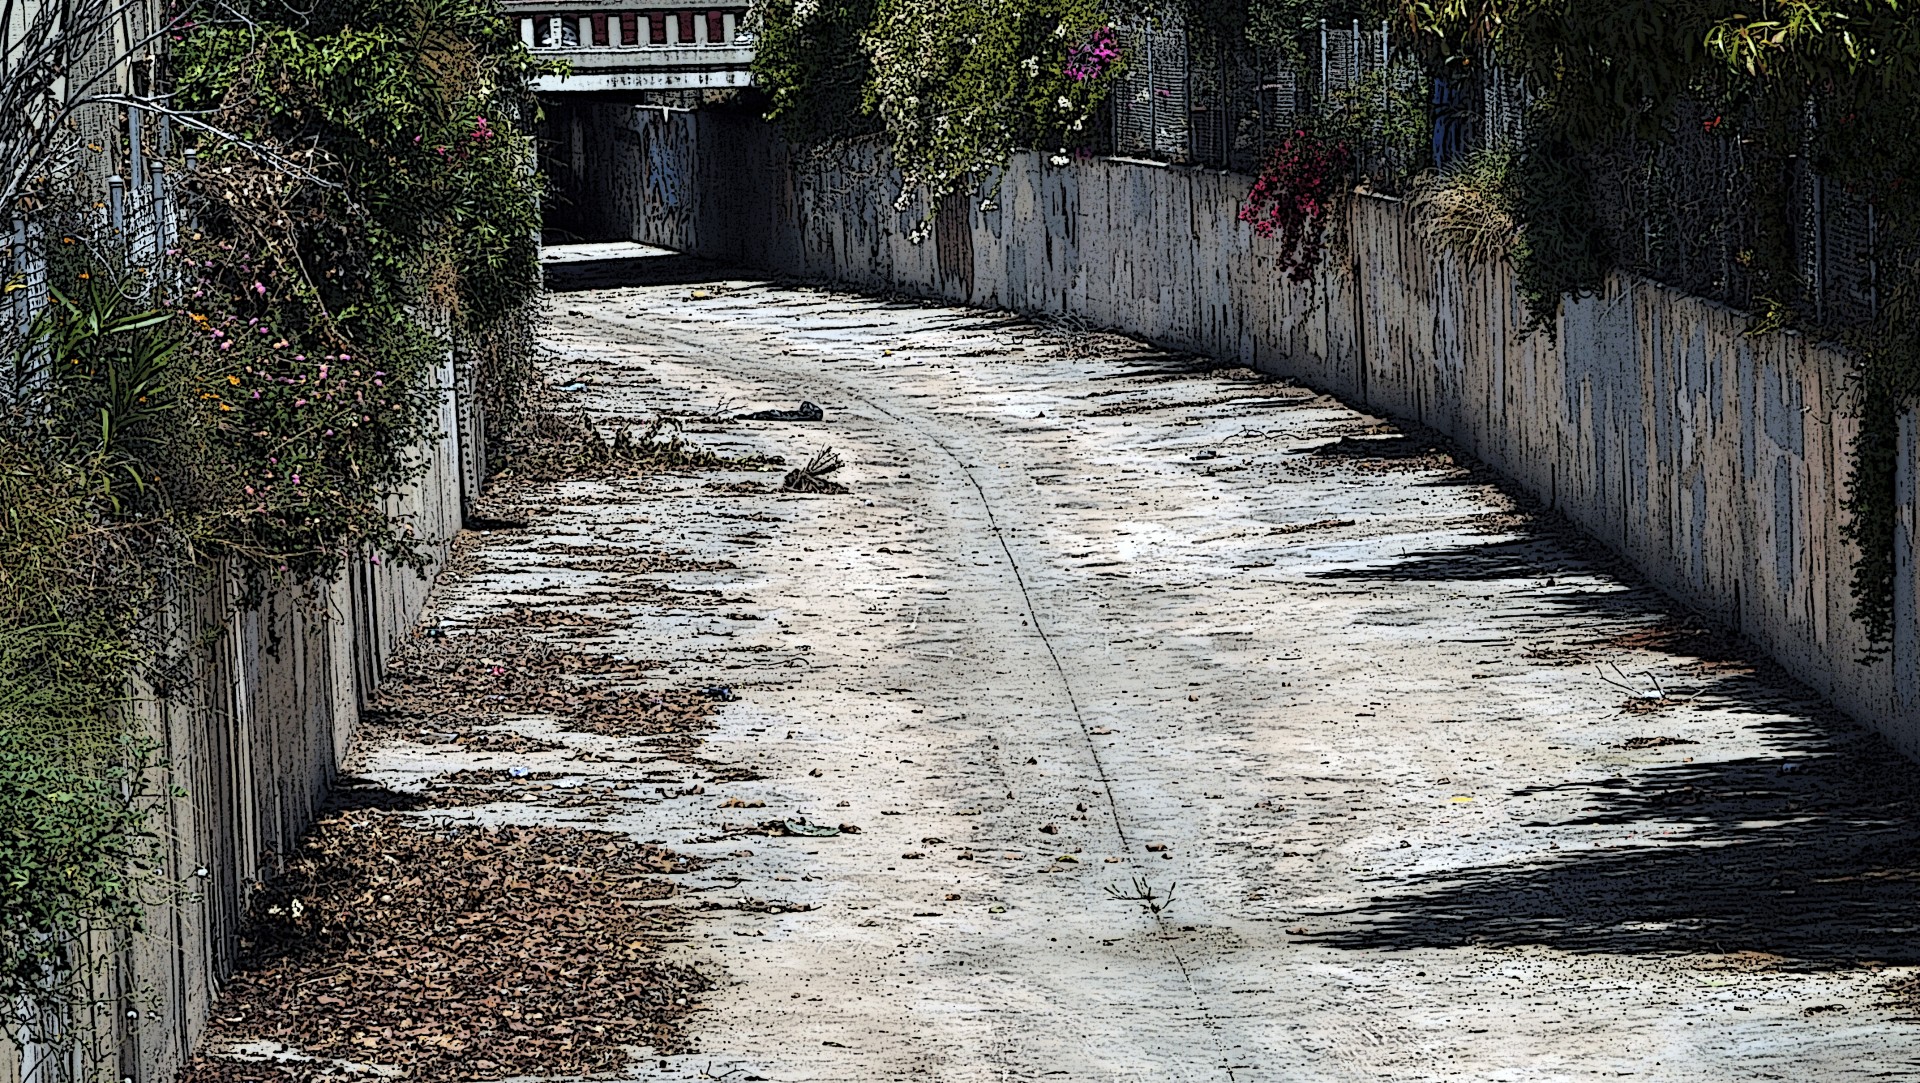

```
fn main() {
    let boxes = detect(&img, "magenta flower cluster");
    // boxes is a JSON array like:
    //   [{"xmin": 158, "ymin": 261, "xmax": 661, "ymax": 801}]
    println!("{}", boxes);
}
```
[
  {"xmin": 1065, "ymin": 26, "xmax": 1119, "ymax": 83},
  {"xmin": 1238, "ymin": 130, "xmax": 1353, "ymax": 283},
  {"xmin": 424, "ymin": 114, "xmax": 499, "ymax": 159}
]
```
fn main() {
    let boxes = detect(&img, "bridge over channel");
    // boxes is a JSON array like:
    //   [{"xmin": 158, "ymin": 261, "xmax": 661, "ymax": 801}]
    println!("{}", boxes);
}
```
[{"xmin": 506, "ymin": 0, "xmax": 754, "ymax": 93}]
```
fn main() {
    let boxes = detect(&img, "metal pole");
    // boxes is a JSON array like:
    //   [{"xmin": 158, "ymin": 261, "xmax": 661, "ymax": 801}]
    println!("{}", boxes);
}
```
[
  {"xmin": 1147, "ymin": 19, "xmax": 1156, "ymax": 157},
  {"xmin": 126, "ymin": 102, "xmax": 144, "ymax": 185},
  {"xmin": 109, "ymin": 175, "xmax": 125, "ymax": 232},
  {"xmin": 1812, "ymin": 170, "xmax": 1825, "ymax": 322},
  {"xmin": 151, "ymin": 163, "xmax": 168, "ymax": 282},
  {"xmin": 1869, "ymin": 202, "xmax": 1878, "ymax": 322},
  {"xmin": 1352, "ymin": 19, "xmax": 1360, "ymax": 89},
  {"xmin": 151, "ymin": 163, "xmax": 167, "ymax": 233},
  {"xmin": 1320, "ymin": 20, "xmax": 1328, "ymax": 108},
  {"xmin": 1381, "ymin": 19, "xmax": 1390, "ymax": 176}
]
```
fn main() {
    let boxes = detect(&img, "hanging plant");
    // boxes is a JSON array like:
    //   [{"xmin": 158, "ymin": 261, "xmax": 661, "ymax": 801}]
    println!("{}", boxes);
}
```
[{"xmin": 1238, "ymin": 127, "xmax": 1353, "ymax": 282}]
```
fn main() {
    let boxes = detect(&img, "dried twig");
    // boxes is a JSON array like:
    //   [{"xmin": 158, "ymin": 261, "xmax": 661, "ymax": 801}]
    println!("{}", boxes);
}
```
[{"xmin": 781, "ymin": 448, "xmax": 847, "ymax": 494}]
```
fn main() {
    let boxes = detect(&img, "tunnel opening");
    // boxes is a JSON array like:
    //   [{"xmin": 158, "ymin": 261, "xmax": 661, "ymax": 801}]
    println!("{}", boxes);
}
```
[
  {"xmin": 536, "ymin": 90, "xmax": 765, "ymax": 244},
  {"xmin": 509, "ymin": 0, "xmax": 759, "ymax": 242}
]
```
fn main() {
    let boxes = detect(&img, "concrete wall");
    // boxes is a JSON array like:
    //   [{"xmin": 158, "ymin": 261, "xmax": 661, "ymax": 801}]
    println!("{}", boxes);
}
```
[
  {"xmin": 584, "ymin": 103, "xmax": 1920, "ymax": 757},
  {"xmin": 0, "ymin": 359, "xmax": 476, "ymax": 1083}
]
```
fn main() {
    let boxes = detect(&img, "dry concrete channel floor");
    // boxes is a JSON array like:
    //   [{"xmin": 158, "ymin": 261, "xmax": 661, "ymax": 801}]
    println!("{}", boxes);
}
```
[{"xmin": 354, "ymin": 243, "xmax": 1920, "ymax": 1081}]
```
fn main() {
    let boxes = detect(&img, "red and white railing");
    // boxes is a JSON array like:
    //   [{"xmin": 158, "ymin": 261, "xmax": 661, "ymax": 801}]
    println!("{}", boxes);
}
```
[{"xmin": 514, "ymin": 7, "xmax": 749, "ymax": 50}]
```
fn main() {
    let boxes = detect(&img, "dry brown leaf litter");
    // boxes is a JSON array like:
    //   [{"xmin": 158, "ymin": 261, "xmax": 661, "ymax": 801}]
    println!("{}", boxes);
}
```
[{"xmin": 176, "ymin": 811, "xmax": 709, "ymax": 1083}]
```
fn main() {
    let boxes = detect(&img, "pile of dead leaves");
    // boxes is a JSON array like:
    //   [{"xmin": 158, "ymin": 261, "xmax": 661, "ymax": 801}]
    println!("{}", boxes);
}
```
[
  {"xmin": 176, "ymin": 811, "xmax": 708, "ymax": 1083},
  {"xmin": 563, "ymin": 686, "xmax": 725, "ymax": 738},
  {"xmin": 365, "ymin": 631, "xmax": 721, "ymax": 737}
]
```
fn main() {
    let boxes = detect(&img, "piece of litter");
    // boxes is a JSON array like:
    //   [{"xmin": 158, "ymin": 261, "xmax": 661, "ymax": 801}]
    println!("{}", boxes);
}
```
[{"xmin": 741, "ymin": 401, "xmax": 824, "ymax": 422}]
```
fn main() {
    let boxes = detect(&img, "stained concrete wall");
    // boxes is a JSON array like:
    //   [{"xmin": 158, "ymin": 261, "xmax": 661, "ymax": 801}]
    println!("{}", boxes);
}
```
[
  {"xmin": 0, "ymin": 359, "xmax": 475, "ymax": 1083},
  {"xmin": 579, "ymin": 103, "xmax": 1920, "ymax": 757}
]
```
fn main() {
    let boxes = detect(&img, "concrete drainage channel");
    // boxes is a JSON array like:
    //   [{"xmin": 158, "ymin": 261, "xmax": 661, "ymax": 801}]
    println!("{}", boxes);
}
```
[{"xmin": 186, "ymin": 245, "xmax": 1920, "ymax": 1082}]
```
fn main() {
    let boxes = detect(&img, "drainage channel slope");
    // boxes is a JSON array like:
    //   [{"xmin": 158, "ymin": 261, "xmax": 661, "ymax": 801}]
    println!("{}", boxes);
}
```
[{"xmin": 361, "ymin": 245, "xmax": 1920, "ymax": 1083}]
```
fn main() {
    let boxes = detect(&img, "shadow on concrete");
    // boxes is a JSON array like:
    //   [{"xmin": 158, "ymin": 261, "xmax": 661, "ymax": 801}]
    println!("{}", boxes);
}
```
[
  {"xmin": 1305, "ymin": 729, "xmax": 1920, "ymax": 966},
  {"xmin": 1301, "ymin": 511, "xmax": 1920, "ymax": 971},
  {"xmin": 1312, "ymin": 535, "xmax": 1608, "ymax": 585},
  {"xmin": 326, "ymin": 776, "xmax": 428, "ymax": 812},
  {"xmin": 544, "ymin": 252, "xmax": 744, "ymax": 292}
]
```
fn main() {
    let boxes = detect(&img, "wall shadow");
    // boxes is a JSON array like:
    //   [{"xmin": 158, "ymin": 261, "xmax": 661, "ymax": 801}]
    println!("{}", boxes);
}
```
[
  {"xmin": 1307, "ymin": 733, "xmax": 1920, "ymax": 966},
  {"xmin": 1300, "ymin": 506, "xmax": 1920, "ymax": 971},
  {"xmin": 545, "ymin": 252, "xmax": 744, "ymax": 292}
]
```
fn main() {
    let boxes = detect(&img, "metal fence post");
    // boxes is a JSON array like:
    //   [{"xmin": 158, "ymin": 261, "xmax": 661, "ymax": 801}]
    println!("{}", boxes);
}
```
[
  {"xmin": 1146, "ymin": 20, "xmax": 1156, "ymax": 158},
  {"xmin": 1812, "ymin": 169, "xmax": 1825, "ymax": 323},
  {"xmin": 1869, "ymin": 202, "xmax": 1879, "ymax": 322},
  {"xmin": 151, "ymin": 163, "xmax": 168, "ymax": 282},
  {"xmin": 127, "ymin": 102, "xmax": 145, "ymax": 186},
  {"xmin": 1351, "ymin": 19, "xmax": 1360, "ymax": 92},
  {"xmin": 1319, "ymin": 20, "xmax": 1328, "ymax": 107}
]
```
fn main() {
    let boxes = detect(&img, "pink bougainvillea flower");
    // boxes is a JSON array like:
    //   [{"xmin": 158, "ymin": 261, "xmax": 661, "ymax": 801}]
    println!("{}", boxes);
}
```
[{"xmin": 252, "ymin": 282, "xmax": 267, "ymax": 294}]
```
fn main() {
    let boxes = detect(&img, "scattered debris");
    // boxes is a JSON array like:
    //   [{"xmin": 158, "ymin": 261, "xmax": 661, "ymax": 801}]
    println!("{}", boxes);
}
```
[
  {"xmin": 1105, "ymin": 876, "xmax": 1177, "ymax": 917},
  {"xmin": 176, "ymin": 811, "xmax": 708, "ymax": 1083},
  {"xmin": 498, "ymin": 402, "xmax": 782, "ymax": 481},
  {"xmin": 1598, "ymin": 663, "xmax": 1705, "ymax": 714},
  {"xmin": 778, "ymin": 819, "xmax": 841, "ymax": 837},
  {"xmin": 741, "ymin": 401, "xmax": 825, "ymax": 422},
  {"xmin": 1267, "ymin": 518, "xmax": 1356, "ymax": 535},
  {"xmin": 782, "ymin": 448, "xmax": 848, "ymax": 494},
  {"xmin": 1621, "ymin": 735, "xmax": 1698, "ymax": 750},
  {"xmin": 360, "ymin": 630, "xmax": 726, "ymax": 742}
]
